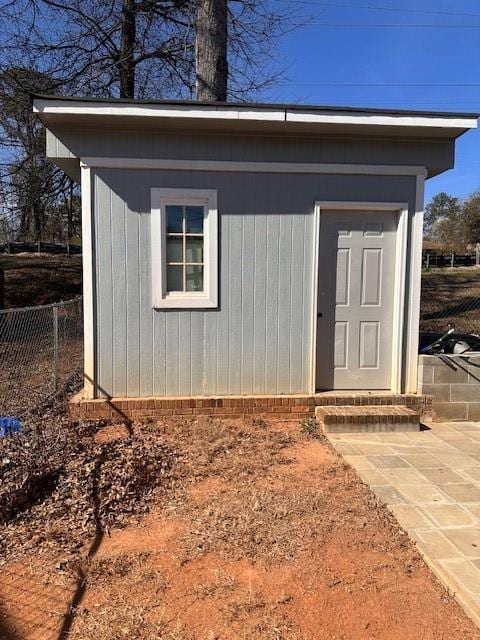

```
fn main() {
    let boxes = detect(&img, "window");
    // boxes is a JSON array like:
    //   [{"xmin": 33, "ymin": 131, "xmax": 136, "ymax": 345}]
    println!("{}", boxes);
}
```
[
  {"xmin": 151, "ymin": 188, "xmax": 218, "ymax": 308},
  {"xmin": 165, "ymin": 204, "xmax": 205, "ymax": 292}
]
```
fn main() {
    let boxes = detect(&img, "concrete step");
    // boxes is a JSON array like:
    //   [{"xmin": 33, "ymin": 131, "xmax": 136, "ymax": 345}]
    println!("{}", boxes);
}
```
[{"xmin": 315, "ymin": 405, "xmax": 421, "ymax": 434}]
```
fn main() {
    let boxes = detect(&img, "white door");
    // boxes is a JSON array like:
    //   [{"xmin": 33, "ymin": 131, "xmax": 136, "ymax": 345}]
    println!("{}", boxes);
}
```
[{"xmin": 316, "ymin": 210, "xmax": 397, "ymax": 390}]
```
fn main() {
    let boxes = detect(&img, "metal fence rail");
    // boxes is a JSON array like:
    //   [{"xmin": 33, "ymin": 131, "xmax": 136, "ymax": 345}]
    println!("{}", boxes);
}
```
[
  {"xmin": 0, "ymin": 241, "xmax": 82, "ymax": 255},
  {"xmin": 0, "ymin": 297, "xmax": 83, "ymax": 416}
]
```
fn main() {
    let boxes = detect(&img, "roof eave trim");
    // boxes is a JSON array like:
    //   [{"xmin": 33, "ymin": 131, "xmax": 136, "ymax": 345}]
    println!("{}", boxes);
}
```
[{"xmin": 32, "ymin": 99, "xmax": 478, "ymax": 131}]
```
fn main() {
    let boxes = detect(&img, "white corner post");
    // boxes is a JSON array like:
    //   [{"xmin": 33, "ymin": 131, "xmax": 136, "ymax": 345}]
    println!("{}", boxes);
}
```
[
  {"xmin": 80, "ymin": 162, "xmax": 95, "ymax": 399},
  {"xmin": 405, "ymin": 170, "xmax": 426, "ymax": 393}
]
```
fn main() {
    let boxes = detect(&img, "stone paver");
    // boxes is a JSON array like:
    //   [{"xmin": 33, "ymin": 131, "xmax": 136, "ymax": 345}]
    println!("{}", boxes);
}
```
[
  {"xmin": 441, "ymin": 483, "xmax": 480, "ymax": 503},
  {"xmin": 420, "ymin": 504, "xmax": 476, "ymax": 528},
  {"xmin": 328, "ymin": 421, "xmax": 480, "ymax": 629}
]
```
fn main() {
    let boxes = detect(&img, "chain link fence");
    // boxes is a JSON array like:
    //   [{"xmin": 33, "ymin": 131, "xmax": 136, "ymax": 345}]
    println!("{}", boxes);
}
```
[
  {"xmin": 0, "ymin": 297, "xmax": 83, "ymax": 417},
  {"xmin": 420, "ymin": 271, "xmax": 480, "ymax": 335}
]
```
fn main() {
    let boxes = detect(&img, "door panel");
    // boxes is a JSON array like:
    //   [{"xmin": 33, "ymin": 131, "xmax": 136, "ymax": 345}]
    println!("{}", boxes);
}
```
[{"xmin": 316, "ymin": 210, "xmax": 397, "ymax": 390}]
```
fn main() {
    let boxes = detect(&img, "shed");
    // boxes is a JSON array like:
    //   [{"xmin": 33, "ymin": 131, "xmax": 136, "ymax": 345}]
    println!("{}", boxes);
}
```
[{"xmin": 33, "ymin": 96, "xmax": 478, "ymax": 422}]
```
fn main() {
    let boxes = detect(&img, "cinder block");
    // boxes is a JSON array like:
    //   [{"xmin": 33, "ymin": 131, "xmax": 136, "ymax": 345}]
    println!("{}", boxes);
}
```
[
  {"xmin": 467, "ymin": 403, "xmax": 480, "ymax": 421},
  {"xmin": 434, "ymin": 363, "xmax": 468, "ymax": 384},
  {"xmin": 420, "ymin": 384, "xmax": 451, "ymax": 402},
  {"xmin": 468, "ymin": 372, "xmax": 480, "ymax": 385},
  {"xmin": 433, "ymin": 402, "xmax": 468, "ymax": 422},
  {"xmin": 418, "ymin": 364, "xmax": 434, "ymax": 384},
  {"xmin": 450, "ymin": 384, "xmax": 480, "ymax": 403}
]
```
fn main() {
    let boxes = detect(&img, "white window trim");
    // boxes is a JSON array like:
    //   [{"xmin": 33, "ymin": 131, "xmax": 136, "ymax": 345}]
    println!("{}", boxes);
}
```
[{"xmin": 151, "ymin": 188, "xmax": 218, "ymax": 309}]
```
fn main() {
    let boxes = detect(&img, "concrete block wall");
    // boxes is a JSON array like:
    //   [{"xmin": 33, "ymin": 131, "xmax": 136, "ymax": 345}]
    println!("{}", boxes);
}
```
[{"xmin": 418, "ymin": 354, "xmax": 480, "ymax": 421}]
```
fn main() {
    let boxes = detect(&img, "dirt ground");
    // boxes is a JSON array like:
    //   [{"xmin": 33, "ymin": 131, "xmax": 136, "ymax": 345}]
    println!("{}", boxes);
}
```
[
  {"xmin": 0, "ymin": 255, "xmax": 82, "ymax": 308},
  {"xmin": 420, "ymin": 267, "xmax": 480, "ymax": 333},
  {"xmin": 1, "ymin": 417, "xmax": 480, "ymax": 640}
]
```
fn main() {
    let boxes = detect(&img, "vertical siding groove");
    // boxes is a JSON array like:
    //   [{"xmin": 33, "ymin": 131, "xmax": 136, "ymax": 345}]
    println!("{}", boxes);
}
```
[
  {"xmin": 137, "ymin": 212, "xmax": 141, "ymax": 395},
  {"xmin": 109, "ymin": 185, "xmax": 114, "ymax": 395},
  {"xmin": 252, "ymin": 215, "xmax": 256, "ymax": 392},
  {"xmin": 124, "ymin": 199, "xmax": 128, "ymax": 394},
  {"xmin": 253, "ymin": 215, "xmax": 267, "ymax": 394},
  {"xmin": 301, "ymin": 215, "xmax": 308, "ymax": 390},
  {"xmin": 288, "ymin": 218, "xmax": 294, "ymax": 393},
  {"xmin": 240, "ymin": 216, "xmax": 244, "ymax": 393},
  {"xmin": 276, "ymin": 216, "xmax": 282, "ymax": 394},
  {"xmin": 263, "ymin": 216, "xmax": 269, "ymax": 394},
  {"xmin": 177, "ymin": 313, "xmax": 180, "ymax": 395}
]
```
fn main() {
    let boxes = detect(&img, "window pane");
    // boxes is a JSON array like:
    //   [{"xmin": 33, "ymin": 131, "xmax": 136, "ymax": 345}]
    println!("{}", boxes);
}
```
[
  {"xmin": 185, "ymin": 265, "xmax": 204, "ymax": 292},
  {"xmin": 185, "ymin": 206, "xmax": 204, "ymax": 233},
  {"xmin": 166, "ymin": 236, "xmax": 183, "ymax": 263},
  {"xmin": 166, "ymin": 205, "xmax": 183, "ymax": 232},
  {"xmin": 185, "ymin": 237, "xmax": 203, "ymax": 263},
  {"xmin": 167, "ymin": 264, "xmax": 183, "ymax": 292}
]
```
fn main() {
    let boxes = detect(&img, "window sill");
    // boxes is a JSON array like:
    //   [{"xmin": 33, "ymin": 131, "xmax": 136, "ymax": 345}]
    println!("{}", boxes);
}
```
[{"xmin": 153, "ymin": 294, "xmax": 218, "ymax": 309}]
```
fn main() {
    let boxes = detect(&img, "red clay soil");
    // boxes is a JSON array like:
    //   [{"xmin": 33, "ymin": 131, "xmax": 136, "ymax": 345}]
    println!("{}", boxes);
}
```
[{"xmin": 1, "ymin": 419, "xmax": 479, "ymax": 640}]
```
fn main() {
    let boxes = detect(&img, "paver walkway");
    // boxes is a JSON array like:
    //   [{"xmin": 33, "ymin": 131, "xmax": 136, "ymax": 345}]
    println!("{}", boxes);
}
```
[{"xmin": 328, "ymin": 422, "xmax": 480, "ymax": 628}]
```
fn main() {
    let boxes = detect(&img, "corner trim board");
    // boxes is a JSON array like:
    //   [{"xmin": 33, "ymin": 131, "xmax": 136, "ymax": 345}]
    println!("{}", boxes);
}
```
[
  {"xmin": 405, "ymin": 174, "xmax": 426, "ymax": 393},
  {"xmin": 80, "ymin": 165, "xmax": 95, "ymax": 398}
]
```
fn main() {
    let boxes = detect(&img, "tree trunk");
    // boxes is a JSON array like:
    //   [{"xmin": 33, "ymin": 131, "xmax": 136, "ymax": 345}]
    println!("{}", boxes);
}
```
[
  {"xmin": 119, "ymin": 0, "xmax": 136, "ymax": 98},
  {"xmin": 33, "ymin": 200, "xmax": 44, "ymax": 242},
  {"xmin": 196, "ymin": 0, "xmax": 228, "ymax": 102}
]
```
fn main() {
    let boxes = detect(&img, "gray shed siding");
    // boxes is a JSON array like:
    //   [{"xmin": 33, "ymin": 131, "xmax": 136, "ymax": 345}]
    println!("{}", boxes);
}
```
[
  {"xmin": 92, "ymin": 168, "xmax": 417, "ymax": 397},
  {"xmin": 47, "ymin": 127, "xmax": 454, "ymax": 174}
]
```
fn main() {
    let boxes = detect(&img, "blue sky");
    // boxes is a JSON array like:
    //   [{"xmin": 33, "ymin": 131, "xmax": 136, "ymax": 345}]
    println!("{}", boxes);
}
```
[{"xmin": 262, "ymin": 0, "xmax": 480, "ymax": 204}]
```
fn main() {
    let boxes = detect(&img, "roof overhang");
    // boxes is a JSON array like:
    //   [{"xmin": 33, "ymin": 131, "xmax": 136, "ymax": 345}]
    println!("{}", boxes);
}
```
[{"xmin": 33, "ymin": 96, "xmax": 478, "ymax": 139}]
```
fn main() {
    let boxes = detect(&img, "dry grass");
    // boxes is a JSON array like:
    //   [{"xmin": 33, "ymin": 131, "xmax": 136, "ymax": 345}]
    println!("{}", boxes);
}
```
[
  {"xmin": 0, "ymin": 419, "xmax": 180, "ymax": 561},
  {"xmin": 161, "ymin": 416, "xmax": 294, "ymax": 483},
  {"xmin": 181, "ymin": 483, "xmax": 330, "ymax": 562},
  {"xmin": 72, "ymin": 551, "xmax": 172, "ymax": 640},
  {"xmin": 4, "ymin": 415, "xmax": 478, "ymax": 640},
  {"xmin": 74, "ymin": 551, "xmax": 162, "ymax": 587},
  {"xmin": 74, "ymin": 604, "xmax": 194, "ymax": 640},
  {"xmin": 193, "ymin": 569, "xmax": 237, "ymax": 599},
  {"xmin": 420, "ymin": 269, "xmax": 480, "ymax": 333},
  {"xmin": 179, "ymin": 448, "xmax": 407, "ymax": 564},
  {"xmin": 1, "ymin": 255, "xmax": 82, "ymax": 308}
]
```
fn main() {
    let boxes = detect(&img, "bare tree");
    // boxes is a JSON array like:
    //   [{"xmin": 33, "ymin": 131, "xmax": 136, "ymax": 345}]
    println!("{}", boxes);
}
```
[
  {"xmin": 2, "ymin": 0, "xmax": 302, "ymax": 100},
  {"xmin": 0, "ymin": 0, "xmax": 306, "ymax": 240},
  {"xmin": 196, "ymin": 0, "xmax": 227, "ymax": 101},
  {"xmin": 2, "ymin": 1, "xmax": 196, "ymax": 99},
  {"xmin": 0, "ymin": 67, "xmax": 75, "ymax": 241},
  {"xmin": 119, "ymin": 0, "xmax": 137, "ymax": 98}
]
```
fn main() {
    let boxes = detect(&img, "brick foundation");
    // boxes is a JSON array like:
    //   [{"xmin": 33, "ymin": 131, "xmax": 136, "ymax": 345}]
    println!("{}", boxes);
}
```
[{"xmin": 69, "ymin": 390, "xmax": 431, "ymax": 423}]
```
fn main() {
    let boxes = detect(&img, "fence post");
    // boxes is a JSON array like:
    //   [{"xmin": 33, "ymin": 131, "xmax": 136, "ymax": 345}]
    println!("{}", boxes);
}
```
[
  {"xmin": 451, "ymin": 252, "xmax": 455, "ymax": 268},
  {"xmin": 53, "ymin": 303, "xmax": 59, "ymax": 391}
]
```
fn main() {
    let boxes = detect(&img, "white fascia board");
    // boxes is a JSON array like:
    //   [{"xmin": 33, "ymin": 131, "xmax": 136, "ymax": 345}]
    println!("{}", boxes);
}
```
[
  {"xmin": 286, "ymin": 110, "xmax": 478, "ymax": 130},
  {"xmin": 33, "ymin": 99, "xmax": 477, "ymax": 130},
  {"xmin": 33, "ymin": 99, "xmax": 285, "ymax": 122}
]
